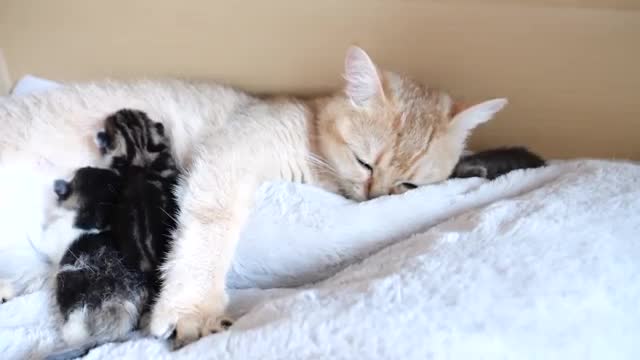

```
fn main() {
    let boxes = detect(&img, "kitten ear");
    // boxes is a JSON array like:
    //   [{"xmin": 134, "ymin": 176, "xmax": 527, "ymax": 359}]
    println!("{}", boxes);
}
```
[
  {"xmin": 450, "ymin": 98, "xmax": 508, "ymax": 135},
  {"xmin": 344, "ymin": 46, "xmax": 385, "ymax": 107}
]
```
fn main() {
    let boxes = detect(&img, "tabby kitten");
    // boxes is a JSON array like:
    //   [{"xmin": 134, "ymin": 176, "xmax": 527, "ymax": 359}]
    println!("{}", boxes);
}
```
[
  {"xmin": 96, "ymin": 108, "xmax": 180, "ymax": 288},
  {"xmin": 51, "ymin": 109, "xmax": 182, "ymax": 351},
  {"xmin": 450, "ymin": 146, "xmax": 546, "ymax": 180}
]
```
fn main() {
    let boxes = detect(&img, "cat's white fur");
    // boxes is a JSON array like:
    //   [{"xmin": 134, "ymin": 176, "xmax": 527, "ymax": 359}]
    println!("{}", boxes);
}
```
[
  {"xmin": 0, "ymin": 163, "xmax": 81, "ymax": 302},
  {"xmin": 0, "ymin": 47, "xmax": 506, "ymax": 345}
]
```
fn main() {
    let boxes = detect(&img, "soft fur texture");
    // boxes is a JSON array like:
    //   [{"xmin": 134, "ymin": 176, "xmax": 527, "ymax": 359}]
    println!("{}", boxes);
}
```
[
  {"xmin": 0, "ymin": 47, "xmax": 507, "ymax": 345},
  {"xmin": 56, "ymin": 232, "xmax": 147, "ymax": 348},
  {"xmin": 0, "ymin": 163, "xmax": 81, "ymax": 302},
  {"xmin": 1, "ymin": 160, "xmax": 639, "ymax": 359}
]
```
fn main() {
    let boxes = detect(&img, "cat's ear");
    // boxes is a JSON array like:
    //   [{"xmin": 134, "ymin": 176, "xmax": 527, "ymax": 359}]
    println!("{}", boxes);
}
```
[
  {"xmin": 450, "ymin": 98, "xmax": 508, "ymax": 135},
  {"xmin": 344, "ymin": 46, "xmax": 385, "ymax": 107}
]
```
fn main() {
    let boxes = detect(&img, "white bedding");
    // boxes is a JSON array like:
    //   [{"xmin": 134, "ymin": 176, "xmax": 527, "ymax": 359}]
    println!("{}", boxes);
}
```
[
  {"xmin": 1, "ymin": 160, "xmax": 638, "ymax": 359},
  {"xmin": 1, "ymin": 78, "xmax": 639, "ymax": 359}
]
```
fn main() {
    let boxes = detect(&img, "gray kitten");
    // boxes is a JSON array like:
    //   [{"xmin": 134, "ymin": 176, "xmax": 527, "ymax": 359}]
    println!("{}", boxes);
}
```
[{"xmin": 450, "ymin": 146, "xmax": 546, "ymax": 180}]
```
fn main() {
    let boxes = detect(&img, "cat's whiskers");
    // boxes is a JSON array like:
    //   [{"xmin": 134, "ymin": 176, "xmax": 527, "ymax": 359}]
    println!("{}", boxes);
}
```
[{"xmin": 306, "ymin": 153, "xmax": 337, "ymax": 176}]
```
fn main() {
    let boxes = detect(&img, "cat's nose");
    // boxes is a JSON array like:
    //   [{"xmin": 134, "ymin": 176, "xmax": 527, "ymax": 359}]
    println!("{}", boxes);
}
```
[
  {"xmin": 367, "ymin": 178, "xmax": 387, "ymax": 199},
  {"xmin": 53, "ymin": 180, "xmax": 70, "ymax": 199}
]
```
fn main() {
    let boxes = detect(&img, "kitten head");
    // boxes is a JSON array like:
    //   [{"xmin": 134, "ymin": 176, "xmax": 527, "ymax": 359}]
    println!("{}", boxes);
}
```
[
  {"xmin": 96, "ymin": 109, "xmax": 168, "ymax": 170},
  {"xmin": 316, "ymin": 46, "xmax": 507, "ymax": 200},
  {"xmin": 53, "ymin": 167, "xmax": 122, "ymax": 230}
]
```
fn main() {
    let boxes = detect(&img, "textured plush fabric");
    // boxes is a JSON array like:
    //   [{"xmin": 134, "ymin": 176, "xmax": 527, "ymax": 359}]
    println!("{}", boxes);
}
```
[{"xmin": 1, "ymin": 159, "xmax": 639, "ymax": 359}]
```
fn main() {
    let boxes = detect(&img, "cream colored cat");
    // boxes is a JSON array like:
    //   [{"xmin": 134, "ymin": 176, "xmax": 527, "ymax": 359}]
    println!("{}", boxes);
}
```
[{"xmin": 0, "ymin": 46, "xmax": 506, "ymax": 346}]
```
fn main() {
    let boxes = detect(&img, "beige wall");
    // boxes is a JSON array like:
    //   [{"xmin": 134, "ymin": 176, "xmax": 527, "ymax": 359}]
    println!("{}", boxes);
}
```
[{"xmin": 1, "ymin": 0, "xmax": 639, "ymax": 159}]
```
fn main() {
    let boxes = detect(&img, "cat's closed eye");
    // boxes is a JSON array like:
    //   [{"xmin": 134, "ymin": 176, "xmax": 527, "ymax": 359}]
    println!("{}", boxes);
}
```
[
  {"xmin": 401, "ymin": 182, "xmax": 418, "ymax": 190},
  {"xmin": 355, "ymin": 156, "xmax": 373, "ymax": 172}
]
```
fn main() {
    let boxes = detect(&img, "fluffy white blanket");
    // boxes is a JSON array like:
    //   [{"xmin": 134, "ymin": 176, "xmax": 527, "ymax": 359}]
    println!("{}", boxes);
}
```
[{"xmin": 1, "ymin": 158, "xmax": 639, "ymax": 359}]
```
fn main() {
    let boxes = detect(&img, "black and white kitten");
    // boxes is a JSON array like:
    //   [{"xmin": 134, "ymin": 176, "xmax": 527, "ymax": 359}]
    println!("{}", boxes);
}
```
[
  {"xmin": 450, "ymin": 146, "xmax": 546, "ymax": 180},
  {"xmin": 47, "ymin": 109, "xmax": 181, "ymax": 358},
  {"xmin": 52, "ymin": 167, "xmax": 147, "ymax": 349}
]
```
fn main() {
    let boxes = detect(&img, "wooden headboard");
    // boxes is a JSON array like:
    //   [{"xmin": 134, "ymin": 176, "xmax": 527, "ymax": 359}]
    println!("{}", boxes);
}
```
[{"xmin": 1, "ymin": 0, "xmax": 638, "ymax": 159}]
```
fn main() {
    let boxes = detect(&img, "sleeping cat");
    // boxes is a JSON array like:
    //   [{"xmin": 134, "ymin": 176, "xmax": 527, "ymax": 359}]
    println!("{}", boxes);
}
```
[
  {"xmin": 450, "ymin": 146, "xmax": 546, "ymax": 180},
  {"xmin": 50, "ymin": 109, "xmax": 184, "ymax": 353},
  {"xmin": 0, "ymin": 46, "xmax": 508, "ymax": 346}
]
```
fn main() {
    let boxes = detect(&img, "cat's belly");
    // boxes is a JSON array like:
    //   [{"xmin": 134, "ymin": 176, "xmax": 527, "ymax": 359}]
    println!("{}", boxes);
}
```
[
  {"xmin": 0, "ymin": 79, "xmax": 245, "ymax": 172},
  {"xmin": 0, "ymin": 163, "xmax": 68, "ymax": 295}
]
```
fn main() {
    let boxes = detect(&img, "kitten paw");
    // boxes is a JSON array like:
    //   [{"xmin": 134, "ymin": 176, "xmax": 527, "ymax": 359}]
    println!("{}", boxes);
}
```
[
  {"xmin": 0, "ymin": 280, "xmax": 16, "ymax": 303},
  {"xmin": 61, "ymin": 308, "xmax": 91, "ymax": 346}
]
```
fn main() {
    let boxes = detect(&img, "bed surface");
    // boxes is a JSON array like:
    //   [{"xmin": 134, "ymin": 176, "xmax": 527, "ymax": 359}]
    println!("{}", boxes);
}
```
[{"xmin": 1, "ymin": 158, "xmax": 639, "ymax": 359}]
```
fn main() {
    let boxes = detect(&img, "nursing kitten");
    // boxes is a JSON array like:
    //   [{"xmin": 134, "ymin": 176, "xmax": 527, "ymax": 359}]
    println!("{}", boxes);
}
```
[
  {"xmin": 50, "ymin": 109, "xmax": 181, "ymax": 352},
  {"xmin": 450, "ymin": 146, "xmax": 546, "ymax": 180},
  {"xmin": 52, "ymin": 167, "xmax": 147, "ymax": 350},
  {"xmin": 96, "ymin": 108, "xmax": 179, "ymax": 291},
  {"xmin": 0, "ymin": 46, "xmax": 508, "ymax": 346}
]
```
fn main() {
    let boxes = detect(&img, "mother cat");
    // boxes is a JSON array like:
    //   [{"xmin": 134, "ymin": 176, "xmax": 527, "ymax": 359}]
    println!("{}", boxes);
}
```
[{"xmin": 0, "ymin": 47, "xmax": 506, "ymax": 346}]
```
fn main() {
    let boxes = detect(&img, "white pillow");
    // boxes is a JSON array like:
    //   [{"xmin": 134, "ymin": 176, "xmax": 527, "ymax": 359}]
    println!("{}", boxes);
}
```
[{"xmin": 10, "ymin": 74, "xmax": 62, "ymax": 96}]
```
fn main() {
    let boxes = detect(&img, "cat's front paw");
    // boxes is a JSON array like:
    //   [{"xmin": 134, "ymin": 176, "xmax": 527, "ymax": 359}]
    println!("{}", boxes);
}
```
[
  {"xmin": 206, "ymin": 315, "xmax": 233, "ymax": 333},
  {"xmin": 149, "ymin": 295, "xmax": 232, "ymax": 349},
  {"xmin": 171, "ymin": 313, "xmax": 233, "ymax": 349},
  {"xmin": 148, "ymin": 302, "xmax": 177, "ymax": 340},
  {"xmin": 0, "ymin": 279, "xmax": 16, "ymax": 303}
]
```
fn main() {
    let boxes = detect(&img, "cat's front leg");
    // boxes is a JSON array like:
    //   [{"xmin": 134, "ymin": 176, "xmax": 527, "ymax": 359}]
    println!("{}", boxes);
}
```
[{"xmin": 149, "ymin": 156, "xmax": 253, "ymax": 347}]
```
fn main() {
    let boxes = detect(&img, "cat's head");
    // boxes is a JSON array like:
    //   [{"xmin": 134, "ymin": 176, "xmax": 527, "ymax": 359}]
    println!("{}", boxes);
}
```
[
  {"xmin": 317, "ymin": 46, "xmax": 508, "ymax": 201},
  {"xmin": 53, "ymin": 167, "xmax": 122, "ymax": 230}
]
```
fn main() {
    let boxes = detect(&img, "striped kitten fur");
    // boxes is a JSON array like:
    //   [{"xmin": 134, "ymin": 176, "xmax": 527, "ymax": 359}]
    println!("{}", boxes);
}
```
[
  {"xmin": 97, "ymin": 109, "xmax": 179, "ymax": 282},
  {"xmin": 48, "ymin": 109, "xmax": 182, "ymax": 357},
  {"xmin": 450, "ymin": 146, "xmax": 546, "ymax": 180}
]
